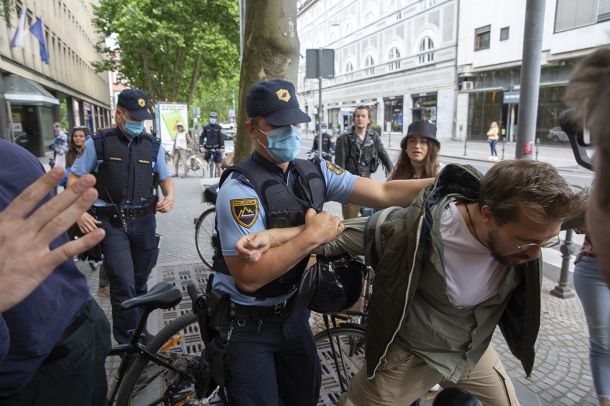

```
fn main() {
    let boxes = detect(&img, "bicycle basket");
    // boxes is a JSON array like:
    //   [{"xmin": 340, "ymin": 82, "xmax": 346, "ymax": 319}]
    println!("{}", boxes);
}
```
[
  {"xmin": 203, "ymin": 183, "xmax": 220, "ymax": 205},
  {"xmin": 298, "ymin": 255, "xmax": 365, "ymax": 314}
]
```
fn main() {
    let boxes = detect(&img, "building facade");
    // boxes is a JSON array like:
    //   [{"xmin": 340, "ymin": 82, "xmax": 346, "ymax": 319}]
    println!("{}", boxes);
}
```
[
  {"xmin": 297, "ymin": 0, "xmax": 459, "ymax": 143},
  {"xmin": 456, "ymin": 0, "xmax": 610, "ymax": 144},
  {"xmin": 297, "ymin": 0, "xmax": 609, "ymax": 145},
  {"xmin": 0, "ymin": 0, "xmax": 111, "ymax": 157}
]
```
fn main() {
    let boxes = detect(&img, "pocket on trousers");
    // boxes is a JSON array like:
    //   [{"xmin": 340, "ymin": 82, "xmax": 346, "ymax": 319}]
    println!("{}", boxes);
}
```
[
  {"xmin": 492, "ymin": 357, "xmax": 515, "ymax": 406},
  {"xmin": 381, "ymin": 342, "xmax": 415, "ymax": 371}
]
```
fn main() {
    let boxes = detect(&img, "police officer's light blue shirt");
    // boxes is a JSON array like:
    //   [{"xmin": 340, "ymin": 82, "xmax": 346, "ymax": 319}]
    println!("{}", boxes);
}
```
[
  {"xmin": 214, "ymin": 159, "xmax": 357, "ymax": 306},
  {"xmin": 71, "ymin": 135, "xmax": 170, "ymax": 207}
]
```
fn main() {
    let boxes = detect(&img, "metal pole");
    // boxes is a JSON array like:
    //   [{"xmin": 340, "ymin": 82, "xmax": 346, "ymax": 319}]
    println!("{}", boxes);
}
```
[
  {"xmin": 515, "ymin": 0, "xmax": 545, "ymax": 159},
  {"xmin": 501, "ymin": 136, "xmax": 506, "ymax": 160},
  {"xmin": 239, "ymin": 0, "xmax": 245, "ymax": 63},
  {"xmin": 550, "ymin": 228, "xmax": 576, "ymax": 299},
  {"xmin": 535, "ymin": 138, "xmax": 540, "ymax": 161},
  {"xmin": 317, "ymin": 48, "xmax": 323, "ymax": 158},
  {"xmin": 463, "ymin": 135, "xmax": 468, "ymax": 157}
]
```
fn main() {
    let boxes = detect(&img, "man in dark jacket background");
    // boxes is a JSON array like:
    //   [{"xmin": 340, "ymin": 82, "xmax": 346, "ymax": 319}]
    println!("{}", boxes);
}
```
[{"xmin": 335, "ymin": 105, "xmax": 393, "ymax": 219}]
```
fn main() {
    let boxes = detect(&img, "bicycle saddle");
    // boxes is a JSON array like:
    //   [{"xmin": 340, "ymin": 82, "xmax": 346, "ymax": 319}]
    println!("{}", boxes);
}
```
[{"xmin": 120, "ymin": 282, "xmax": 182, "ymax": 311}]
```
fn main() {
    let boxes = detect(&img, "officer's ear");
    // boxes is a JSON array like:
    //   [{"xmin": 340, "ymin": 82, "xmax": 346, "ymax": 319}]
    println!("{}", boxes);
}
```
[{"xmin": 245, "ymin": 119, "xmax": 258, "ymax": 139}]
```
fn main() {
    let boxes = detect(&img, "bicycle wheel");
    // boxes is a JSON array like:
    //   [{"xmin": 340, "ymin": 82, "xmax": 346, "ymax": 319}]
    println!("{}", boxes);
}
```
[
  {"xmin": 314, "ymin": 324, "xmax": 366, "ymax": 406},
  {"xmin": 208, "ymin": 160, "xmax": 216, "ymax": 178},
  {"xmin": 191, "ymin": 156, "xmax": 205, "ymax": 178},
  {"xmin": 115, "ymin": 313, "xmax": 221, "ymax": 406},
  {"xmin": 195, "ymin": 208, "xmax": 217, "ymax": 269}
]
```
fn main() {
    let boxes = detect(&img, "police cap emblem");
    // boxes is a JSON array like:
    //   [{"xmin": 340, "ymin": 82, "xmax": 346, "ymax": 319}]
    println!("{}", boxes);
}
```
[
  {"xmin": 276, "ymin": 89, "xmax": 291, "ymax": 102},
  {"xmin": 137, "ymin": 98, "xmax": 146, "ymax": 107}
]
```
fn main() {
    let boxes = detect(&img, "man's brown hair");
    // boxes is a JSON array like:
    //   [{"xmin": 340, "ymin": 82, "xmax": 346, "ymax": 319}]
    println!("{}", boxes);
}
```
[{"xmin": 479, "ymin": 160, "xmax": 586, "ymax": 224}]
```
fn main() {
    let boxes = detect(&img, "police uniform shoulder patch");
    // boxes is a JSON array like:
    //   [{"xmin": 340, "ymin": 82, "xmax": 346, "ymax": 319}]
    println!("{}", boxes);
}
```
[
  {"xmin": 325, "ymin": 160, "xmax": 345, "ymax": 175},
  {"xmin": 231, "ymin": 198, "xmax": 259, "ymax": 228}
]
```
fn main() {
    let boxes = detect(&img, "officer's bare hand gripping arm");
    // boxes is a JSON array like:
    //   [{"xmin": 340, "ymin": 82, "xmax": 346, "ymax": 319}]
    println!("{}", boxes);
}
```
[{"xmin": 226, "ymin": 209, "xmax": 345, "ymax": 293}]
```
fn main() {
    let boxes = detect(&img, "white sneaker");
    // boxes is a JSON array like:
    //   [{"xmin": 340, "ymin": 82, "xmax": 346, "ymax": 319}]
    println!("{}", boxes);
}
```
[
  {"xmin": 488, "ymin": 156, "xmax": 494, "ymax": 160},
  {"xmin": 493, "ymin": 156, "xmax": 499, "ymax": 161},
  {"xmin": 430, "ymin": 384, "xmax": 441, "ymax": 392}
]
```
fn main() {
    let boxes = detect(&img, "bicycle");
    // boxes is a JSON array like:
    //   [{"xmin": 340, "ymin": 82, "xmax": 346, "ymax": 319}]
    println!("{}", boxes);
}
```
[
  {"xmin": 201, "ymin": 147, "xmax": 223, "ymax": 178},
  {"xmin": 313, "ymin": 261, "xmax": 374, "ymax": 404},
  {"xmin": 194, "ymin": 183, "xmax": 219, "ymax": 269},
  {"xmin": 108, "ymin": 280, "xmax": 222, "ymax": 405},
  {"xmin": 176, "ymin": 148, "xmax": 206, "ymax": 178}
]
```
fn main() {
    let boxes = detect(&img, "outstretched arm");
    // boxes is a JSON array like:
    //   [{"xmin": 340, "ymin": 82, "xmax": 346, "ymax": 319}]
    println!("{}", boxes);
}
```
[{"xmin": 349, "ymin": 176, "xmax": 433, "ymax": 208}]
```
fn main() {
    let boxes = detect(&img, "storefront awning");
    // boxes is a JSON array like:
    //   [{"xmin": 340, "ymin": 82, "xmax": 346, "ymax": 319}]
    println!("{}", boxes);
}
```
[{"xmin": 3, "ymin": 74, "xmax": 59, "ymax": 106}]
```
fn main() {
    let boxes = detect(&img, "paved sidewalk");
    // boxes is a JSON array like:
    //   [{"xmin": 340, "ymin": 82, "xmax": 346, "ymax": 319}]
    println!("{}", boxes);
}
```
[{"xmin": 88, "ymin": 158, "xmax": 597, "ymax": 404}]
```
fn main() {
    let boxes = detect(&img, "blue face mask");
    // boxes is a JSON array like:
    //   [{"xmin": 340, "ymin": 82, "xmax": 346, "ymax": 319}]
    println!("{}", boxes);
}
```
[
  {"xmin": 119, "ymin": 111, "xmax": 144, "ymax": 137},
  {"xmin": 210, "ymin": 118, "xmax": 217, "ymax": 125},
  {"xmin": 123, "ymin": 120, "xmax": 144, "ymax": 137},
  {"xmin": 256, "ymin": 125, "xmax": 302, "ymax": 163}
]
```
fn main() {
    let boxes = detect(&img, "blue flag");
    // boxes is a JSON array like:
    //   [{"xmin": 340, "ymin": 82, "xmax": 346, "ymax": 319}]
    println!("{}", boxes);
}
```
[{"xmin": 29, "ymin": 17, "xmax": 48, "ymax": 64}]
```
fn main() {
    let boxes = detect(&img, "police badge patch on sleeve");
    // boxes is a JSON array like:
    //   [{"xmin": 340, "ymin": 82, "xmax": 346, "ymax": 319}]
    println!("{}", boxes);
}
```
[
  {"xmin": 325, "ymin": 160, "xmax": 345, "ymax": 175},
  {"xmin": 231, "ymin": 198, "xmax": 259, "ymax": 228}
]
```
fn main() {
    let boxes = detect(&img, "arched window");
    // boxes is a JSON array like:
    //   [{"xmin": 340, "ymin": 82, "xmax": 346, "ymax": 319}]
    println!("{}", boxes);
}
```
[
  {"xmin": 365, "ymin": 55, "xmax": 375, "ymax": 76},
  {"xmin": 388, "ymin": 47, "xmax": 401, "ymax": 71},
  {"xmin": 418, "ymin": 36, "xmax": 435, "ymax": 64},
  {"xmin": 345, "ymin": 62, "xmax": 354, "ymax": 74}
]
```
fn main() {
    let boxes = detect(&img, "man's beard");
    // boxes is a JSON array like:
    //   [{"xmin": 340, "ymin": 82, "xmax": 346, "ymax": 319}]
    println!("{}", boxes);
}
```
[{"xmin": 487, "ymin": 228, "xmax": 531, "ymax": 266}]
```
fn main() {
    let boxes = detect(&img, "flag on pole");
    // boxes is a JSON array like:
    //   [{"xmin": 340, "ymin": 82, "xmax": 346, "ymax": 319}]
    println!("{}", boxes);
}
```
[
  {"xmin": 29, "ymin": 17, "xmax": 49, "ymax": 64},
  {"xmin": 9, "ymin": 6, "xmax": 28, "ymax": 48}
]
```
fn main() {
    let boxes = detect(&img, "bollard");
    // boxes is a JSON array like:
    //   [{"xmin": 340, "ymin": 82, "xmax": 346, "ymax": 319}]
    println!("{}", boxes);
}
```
[
  {"xmin": 463, "ymin": 136, "xmax": 468, "ymax": 157},
  {"xmin": 535, "ymin": 138, "xmax": 540, "ymax": 161},
  {"xmin": 501, "ymin": 137, "xmax": 506, "ymax": 160},
  {"xmin": 550, "ymin": 228, "xmax": 576, "ymax": 299}
]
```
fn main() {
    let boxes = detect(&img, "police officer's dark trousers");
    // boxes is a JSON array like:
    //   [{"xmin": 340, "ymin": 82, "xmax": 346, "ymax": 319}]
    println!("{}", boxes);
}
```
[
  {"xmin": 101, "ymin": 213, "xmax": 159, "ymax": 344},
  {"xmin": 225, "ymin": 308, "xmax": 321, "ymax": 405}
]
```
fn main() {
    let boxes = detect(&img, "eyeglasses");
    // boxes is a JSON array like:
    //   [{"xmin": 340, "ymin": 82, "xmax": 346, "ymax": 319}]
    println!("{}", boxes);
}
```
[{"xmin": 515, "ymin": 235, "xmax": 561, "ymax": 250}]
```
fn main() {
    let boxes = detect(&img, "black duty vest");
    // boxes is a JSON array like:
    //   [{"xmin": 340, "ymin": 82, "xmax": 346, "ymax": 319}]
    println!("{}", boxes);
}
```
[
  {"xmin": 214, "ymin": 153, "xmax": 326, "ymax": 299},
  {"xmin": 93, "ymin": 129, "xmax": 159, "ymax": 206}
]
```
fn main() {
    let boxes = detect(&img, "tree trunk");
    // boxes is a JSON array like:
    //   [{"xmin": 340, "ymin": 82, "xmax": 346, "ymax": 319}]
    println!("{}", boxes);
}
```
[
  {"xmin": 187, "ymin": 53, "xmax": 203, "ymax": 107},
  {"xmin": 233, "ymin": 0, "xmax": 300, "ymax": 164}
]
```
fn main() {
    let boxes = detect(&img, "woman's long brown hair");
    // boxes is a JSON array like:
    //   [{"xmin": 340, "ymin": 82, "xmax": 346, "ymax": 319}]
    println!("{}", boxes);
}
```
[{"xmin": 388, "ymin": 137, "xmax": 440, "ymax": 180}]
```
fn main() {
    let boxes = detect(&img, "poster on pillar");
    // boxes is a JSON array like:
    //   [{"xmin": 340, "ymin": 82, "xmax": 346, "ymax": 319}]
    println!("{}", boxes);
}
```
[{"xmin": 155, "ymin": 103, "xmax": 188, "ymax": 153}]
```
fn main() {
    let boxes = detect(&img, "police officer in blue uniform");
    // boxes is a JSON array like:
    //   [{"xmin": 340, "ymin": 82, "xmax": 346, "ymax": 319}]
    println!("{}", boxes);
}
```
[
  {"xmin": 199, "ymin": 111, "xmax": 225, "ymax": 176},
  {"xmin": 213, "ymin": 79, "xmax": 432, "ymax": 405},
  {"xmin": 69, "ymin": 89, "xmax": 175, "ymax": 344}
]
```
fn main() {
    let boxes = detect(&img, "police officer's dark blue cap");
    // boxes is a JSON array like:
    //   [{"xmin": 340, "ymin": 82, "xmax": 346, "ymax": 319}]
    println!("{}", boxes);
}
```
[
  {"xmin": 117, "ymin": 89, "xmax": 153, "ymax": 121},
  {"xmin": 246, "ymin": 79, "xmax": 311, "ymax": 126}
]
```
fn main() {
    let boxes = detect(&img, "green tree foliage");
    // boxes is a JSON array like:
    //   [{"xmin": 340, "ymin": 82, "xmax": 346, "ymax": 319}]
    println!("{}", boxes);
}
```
[{"xmin": 92, "ymin": 0, "xmax": 239, "ymax": 106}]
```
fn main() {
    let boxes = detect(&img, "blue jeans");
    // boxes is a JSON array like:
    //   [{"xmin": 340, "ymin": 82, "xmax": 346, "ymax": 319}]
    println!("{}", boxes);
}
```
[
  {"xmin": 574, "ymin": 256, "xmax": 610, "ymax": 398},
  {"xmin": 488, "ymin": 139, "xmax": 498, "ymax": 156}
]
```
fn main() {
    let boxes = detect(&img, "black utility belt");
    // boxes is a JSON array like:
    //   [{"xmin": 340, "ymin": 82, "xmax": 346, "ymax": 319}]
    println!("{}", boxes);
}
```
[
  {"xmin": 228, "ymin": 299, "xmax": 292, "ymax": 320},
  {"xmin": 93, "ymin": 203, "xmax": 156, "ymax": 220}
]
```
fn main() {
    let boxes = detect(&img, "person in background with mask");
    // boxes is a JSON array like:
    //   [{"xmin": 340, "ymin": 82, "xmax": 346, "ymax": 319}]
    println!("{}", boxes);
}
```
[
  {"xmin": 211, "ymin": 79, "xmax": 432, "ymax": 405},
  {"xmin": 68, "ymin": 89, "xmax": 175, "ymax": 344},
  {"xmin": 199, "ymin": 111, "xmax": 225, "ymax": 176}
]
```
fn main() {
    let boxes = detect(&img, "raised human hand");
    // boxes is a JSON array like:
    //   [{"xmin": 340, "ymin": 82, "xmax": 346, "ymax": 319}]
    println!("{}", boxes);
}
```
[{"xmin": 0, "ymin": 167, "xmax": 105, "ymax": 312}]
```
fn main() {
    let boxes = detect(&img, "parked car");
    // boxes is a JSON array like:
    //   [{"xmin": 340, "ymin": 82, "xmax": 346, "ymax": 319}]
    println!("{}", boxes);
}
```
[{"xmin": 546, "ymin": 127, "xmax": 569, "ymax": 143}]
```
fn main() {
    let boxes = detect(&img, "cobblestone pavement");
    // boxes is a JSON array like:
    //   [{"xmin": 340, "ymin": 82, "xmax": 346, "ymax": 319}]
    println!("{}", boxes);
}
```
[{"xmin": 89, "ymin": 157, "xmax": 597, "ymax": 405}]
